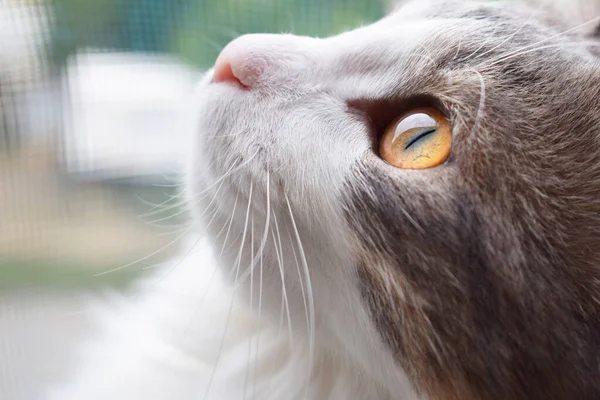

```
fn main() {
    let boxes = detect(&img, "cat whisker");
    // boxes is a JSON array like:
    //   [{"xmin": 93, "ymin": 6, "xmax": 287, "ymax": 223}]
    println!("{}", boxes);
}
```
[
  {"xmin": 141, "ymin": 199, "xmax": 197, "ymax": 225},
  {"xmin": 195, "ymin": 178, "xmax": 229, "ymax": 222},
  {"xmin": 481, "ymin": 41, "xmax": 600, "ymax": 69},
  {"xmin": 191, "ymin": 193, "xmax": 240, "ymax": 313},
  {"xmin": 460, "ymin": 33, "xmax": 496, "ymax": 65},
  {"xmin": 413, "ymin": 43, "xmax": 438, "ymax": 66},
  {"xmin": 478, "ymin": 15, "xmax": 600, "ymax": 68},
  {"xmin": 227, "ymin": 184, "xmax": 253, "ymax": 283},
  {"xmin": 272, "ymin": 210, "xmax": 294, "ymax": 353},
  {"xmin": 230, "ymin": 177, "xmax": 271, "ymax": 288},
  {"xmin": 243, "ymin": 213, "xmax": 256, "ymax": 400},
  {"xmin": 285, "ymin": 194, "xmax": 315, "ymax": 399},
  {"xmin": 451, "ymin": 35, "xmax": 463, "ymax": 63},
  {"xmin": 92, "ymin": 230, "xmax": 189, "ymax": 277},
  {"xmin": 149, "ymin": 161, "xmax": 235, "ymax": 227},
  {"xmin": 150, "ymin": 182, "xmax": 184, "ymax": 188},
  {"xmin": 469, "ymin": 2, "xmax": 543, "ymax": 63},
  {"xmin": 212, "ymin": 214, "xmax": 231, "ymax": 242},
  {"xmin": 222, "ymin": 229, "xmax": 244, "ymax": 256},
  {"xmin": 156, "ymin": 234, "xmax": 204, "ymax": 282},
  {"xmin": 139, "ymin": 208, "xmax": 193, "ymax": 228},
  {"xmin": 141, "ymin": 261, "xmax": 170, "ymax": 271},
  {"xmin": 135, "ymin": 177, "xmax": 219, "ymax": 225},
  {"xmin": 156, "ymin": 188, "xmax": 233, "ymax": 282},
  {"xmin": 466, "ymin": 68, "xmax": 486, "ymax": 146},
  {"xmin": 286, "ymin": 218, "xmax": 310, "ymax": 368},
  {"xmin": 172, "ymin": 213, "xmax": 243, "ymax": 390},
  {"xmin": 137, "ymin": 201, "xmax": 191, "ymax": 220},
  {"xmin": 154, "ymin": 225, "xmax": 194, "ymax": 236},
  {"xmin": 254, "ymin": 201, "xmax": 265, "ymax": 400},
  {"xmin": 397, "ymin": 203, "xmax": 426, "ymax": 236},
  {"xmin": 188, "ymin": 150, "xmax": 258, "ymax": 202},
  {"xmin": 135, "ymin": 190, "xmax": 188, "ymax": 216},
  {"xmin": 203, "ymin": 182, "xmax": 253, "ymax": 400},
  {"xmin": 153, "ymin": 181, "xmax": 232, "ymax": 289},
  {"xmin": 252, "ymin": 173, "xmax": 271, "ymax": 400},
  {"xmin": 220, "ymin": 193, "xmax": 240, "ymax": 256}
]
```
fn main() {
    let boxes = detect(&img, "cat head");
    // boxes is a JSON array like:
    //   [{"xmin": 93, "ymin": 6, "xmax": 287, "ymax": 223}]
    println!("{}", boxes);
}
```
[{"xmin": 189, "ymin": 1, "xmax": 600, "ymax": 399}]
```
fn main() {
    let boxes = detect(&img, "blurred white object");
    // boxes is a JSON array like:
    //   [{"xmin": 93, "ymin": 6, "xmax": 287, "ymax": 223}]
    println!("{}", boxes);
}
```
[
  {"xmin": 63, "ymin": 52, "xmax": 200, "ymax": 180},
  {"xmin": 0, "ymin": 2, "xmax": 57, "ymax": 145},
  {"xmin": 0, "ymin": 3, "xmax": 47, "ymax": 77}
]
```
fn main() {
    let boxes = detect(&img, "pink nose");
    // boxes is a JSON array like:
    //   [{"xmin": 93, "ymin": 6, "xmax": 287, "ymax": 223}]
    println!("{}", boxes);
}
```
[
  {"xmin": 213, "ymin": 58, "xmax": 236, "ymax": 82},
  {"xmin": 212, "ymin": 51, "xmax": 242, "ymax": 87},
  {"xmin": 212, "ymin": 37, "xmax": 248, "ymax": 87},
  {"xmin": 211, "ymin": 35, "xmax": 268, "ymax": 88}
]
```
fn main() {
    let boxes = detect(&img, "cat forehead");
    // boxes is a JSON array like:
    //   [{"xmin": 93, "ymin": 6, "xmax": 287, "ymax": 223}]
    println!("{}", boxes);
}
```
[
  {"xmin": 389, "ymin": 0, "xmax": 532, "ymax": 22},
  {"xmin": 315, "ymin": 1, "xmax": 552, "ymax": 75},
  {"xmin": 341, "ymin": 0, "xmax": 528, "ymax": 42},
  {"xmin": 314, "ymin": 1, "xmax": 549, "ymax": 99}
]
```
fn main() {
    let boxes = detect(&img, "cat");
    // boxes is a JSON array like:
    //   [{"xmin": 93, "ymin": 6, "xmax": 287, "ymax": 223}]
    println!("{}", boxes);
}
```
[{"xmin": 47, "ymin": 0, "xmax": 600, "ymax": 399}]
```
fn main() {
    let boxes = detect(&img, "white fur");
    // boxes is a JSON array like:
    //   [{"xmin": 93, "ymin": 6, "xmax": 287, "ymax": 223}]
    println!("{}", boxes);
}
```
[{"xmin": 46, "ymin": 237, "xmax": 405, "ymax": 400}]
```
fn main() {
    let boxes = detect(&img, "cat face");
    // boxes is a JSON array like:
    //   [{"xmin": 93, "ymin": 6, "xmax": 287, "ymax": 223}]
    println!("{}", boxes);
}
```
[{"xmin": 189, "ymin": 1, "xmax": 600, "ymax": 399}]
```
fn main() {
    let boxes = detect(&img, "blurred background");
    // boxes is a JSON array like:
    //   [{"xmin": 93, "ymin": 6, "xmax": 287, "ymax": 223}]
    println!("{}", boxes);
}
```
[{"xmin": 0, "ymin": 0, "xmax": 386, "ymax": 398}]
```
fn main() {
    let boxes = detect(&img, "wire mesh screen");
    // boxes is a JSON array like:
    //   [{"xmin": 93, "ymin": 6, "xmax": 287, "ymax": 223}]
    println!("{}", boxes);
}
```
[{"xmin": 0, "ymin": 0, "xmax": 385, "ymax": 399}]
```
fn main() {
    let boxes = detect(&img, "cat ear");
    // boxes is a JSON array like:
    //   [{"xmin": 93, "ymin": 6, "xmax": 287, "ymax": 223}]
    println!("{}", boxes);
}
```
[{"xmin": 525, "ymin": 0, "xmax": 600, "ymax": 37}]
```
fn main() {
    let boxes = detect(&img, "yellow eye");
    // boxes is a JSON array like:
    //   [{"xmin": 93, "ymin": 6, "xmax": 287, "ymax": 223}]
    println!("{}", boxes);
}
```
[{"xmin": 379, "ymin": 107, "xmax": 452, "ymax": 169}]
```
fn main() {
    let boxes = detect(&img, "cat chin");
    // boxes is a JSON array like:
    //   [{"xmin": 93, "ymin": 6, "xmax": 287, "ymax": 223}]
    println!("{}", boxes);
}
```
[{"xmin": 46, "ymin": 236, "xmax": 412, "ymax": 400}]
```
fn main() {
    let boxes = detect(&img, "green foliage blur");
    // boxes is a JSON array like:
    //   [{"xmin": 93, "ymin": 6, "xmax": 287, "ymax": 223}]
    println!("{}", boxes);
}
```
[{"xmin": 49, "ymin": 0, "xmax": 385, "ymax": 68}]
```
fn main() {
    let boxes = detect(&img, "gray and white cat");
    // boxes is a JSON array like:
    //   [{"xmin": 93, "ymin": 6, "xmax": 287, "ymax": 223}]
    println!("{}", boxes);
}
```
[{"xmin": 49, "ymin": 0, "xmax": 600, "ymax": 399}]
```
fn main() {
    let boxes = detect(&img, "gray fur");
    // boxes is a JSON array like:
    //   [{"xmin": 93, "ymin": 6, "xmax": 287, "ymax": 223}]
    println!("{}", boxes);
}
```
[{"xmin": 346, "ymin": 1, "xmax": 600, "ymax": 399}]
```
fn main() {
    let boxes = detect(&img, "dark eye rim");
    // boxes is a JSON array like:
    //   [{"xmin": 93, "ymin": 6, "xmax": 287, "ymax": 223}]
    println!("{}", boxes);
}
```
[{"xmin": 346, "ymin": 94, "xmax": 450, "ymax": 151}]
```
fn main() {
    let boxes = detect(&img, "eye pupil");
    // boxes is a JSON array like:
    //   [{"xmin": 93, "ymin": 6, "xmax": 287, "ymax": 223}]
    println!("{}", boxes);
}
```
[{"xmin": 404, "ymin": 128, "xmax": 437, "ymax": 150}]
